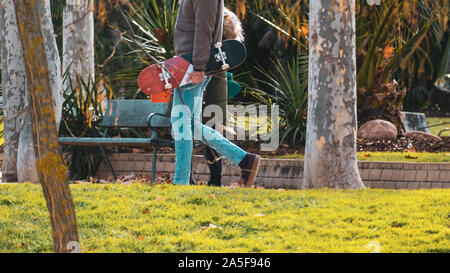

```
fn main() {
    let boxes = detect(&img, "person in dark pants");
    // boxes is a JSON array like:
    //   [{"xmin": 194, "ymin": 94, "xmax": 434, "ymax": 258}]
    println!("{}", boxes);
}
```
[{"xmin": 202, "ymin": 7, "xmax": 244, "ymax": 187}]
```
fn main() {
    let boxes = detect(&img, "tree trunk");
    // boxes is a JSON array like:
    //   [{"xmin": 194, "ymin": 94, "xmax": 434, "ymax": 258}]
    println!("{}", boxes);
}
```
[
  {"xmin": 303, "ymin": 0, "xmax": 364, "ymax": 189},
  {"xmin": 17, "ymin": 0, "xmax": 63, "ymax": 183},
  {"xmin": 14, "ymin": 0, "xmax": 79, "ymax": 252},
  {"xmin": 1, "ymin": 0, "xmax": 27, "ymax": 182},
  {"xmin": 1, "ymin": 0, "xmax": 63, "ymax": 183},
  {"xmin": 62, "ymin": 0, "xmax": 95, "ymax": 90},
  {"xmin": 39, "ymin": 1, "xmax": 64, "ymax": 126}
]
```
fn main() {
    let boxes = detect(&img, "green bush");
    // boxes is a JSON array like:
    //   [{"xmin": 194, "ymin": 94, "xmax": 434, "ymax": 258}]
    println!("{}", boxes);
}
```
[
  {"xmin": 250, "ymin": 56, "xmax": 308, "ymax": 144},
  {"xmin": 112, "ymin": 0, "xmax": 179, "ymax": 97},
  {"xmin": 59, "ymin": 74, "xmax": 111, "ymax": 180},
  {"xmin": 244, "ymin": 0, "xmax": 449, "ymax": 132}
]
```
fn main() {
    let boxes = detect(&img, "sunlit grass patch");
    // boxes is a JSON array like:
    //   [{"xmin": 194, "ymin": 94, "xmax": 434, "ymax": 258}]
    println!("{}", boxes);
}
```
[
  {"xmin": 357, "ymin": 152, "xmax": 450, "ymax": 163},
  {"xmin": 0, "ymin": 123, "xmax": 3, "ymax": 146},
  {"xmin": 272, "ymin": 152, "xmax": 450, "ymax": 162},
  {"xmin": 0, "ymin": 183, "xmax": 448, "ymax": 253}
]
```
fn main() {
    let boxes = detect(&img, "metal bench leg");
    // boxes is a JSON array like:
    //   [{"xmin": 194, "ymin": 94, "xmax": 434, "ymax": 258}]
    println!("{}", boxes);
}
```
[
  {"xmin": 100, "ymin": 146, "xmax": 117, "ymax": 182},
  {"xmin": 151, "ymin": 145, "xmax": 158, "ymax": 182}
]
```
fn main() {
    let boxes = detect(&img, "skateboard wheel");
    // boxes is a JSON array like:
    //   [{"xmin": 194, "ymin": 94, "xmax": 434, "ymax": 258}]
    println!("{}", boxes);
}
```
[
  {"xmin": 222, "ymin": 64, "xmax": 230, "ymax": 70},
  {"xmin": 164, "ymin": 83, "xmax": 172, "ymax": 90},
  {"xmin": 215, "ymin": 42, "xmax": 222, "ymax": 48}
]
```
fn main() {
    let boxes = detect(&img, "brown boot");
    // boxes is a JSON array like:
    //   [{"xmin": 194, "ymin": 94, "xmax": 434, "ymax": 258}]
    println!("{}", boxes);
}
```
[{"xmin": 238, "ymin": 153, "xmax": 261, "ymax": 188}]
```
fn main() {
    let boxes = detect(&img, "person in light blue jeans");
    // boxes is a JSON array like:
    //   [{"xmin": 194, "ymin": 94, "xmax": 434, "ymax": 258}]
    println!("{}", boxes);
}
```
[
  {"xmin": 170, "ymin": 78, "xmax": 257, "ymax": 185},
  {"xmin": 171, "ymin": 0, "xmax": 260, "ymax": 186}
]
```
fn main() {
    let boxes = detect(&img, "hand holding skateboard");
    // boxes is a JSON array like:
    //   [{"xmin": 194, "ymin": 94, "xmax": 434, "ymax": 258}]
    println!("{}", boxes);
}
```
[
  {"xmin": 186, "ymin": 70, "xmax": 206, "ymax": 85},
  {"xmin": 137, "ymin": 40, "xmax": 246, "ymax": 103}
]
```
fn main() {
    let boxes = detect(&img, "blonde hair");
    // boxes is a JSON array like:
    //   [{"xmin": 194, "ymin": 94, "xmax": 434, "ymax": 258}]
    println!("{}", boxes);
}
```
[{"xmin": 223, "ymin": 7, "xmax": 244, "ymax": 41}]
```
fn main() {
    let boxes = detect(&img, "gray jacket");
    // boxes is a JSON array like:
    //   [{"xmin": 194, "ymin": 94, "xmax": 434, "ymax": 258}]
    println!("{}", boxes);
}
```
[{"xmin": 174, "ymin": 0, "xmax": 224, "ymax": 71}]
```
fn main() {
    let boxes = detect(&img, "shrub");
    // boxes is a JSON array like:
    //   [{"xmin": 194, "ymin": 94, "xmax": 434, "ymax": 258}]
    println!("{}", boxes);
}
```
[
  {"xmin": 250, "ymin": 55, "xmax": 308, "ymax": 144},
  {"xmin": 59, "ymin": 74, "xmax": 111, "ymax": 180}
]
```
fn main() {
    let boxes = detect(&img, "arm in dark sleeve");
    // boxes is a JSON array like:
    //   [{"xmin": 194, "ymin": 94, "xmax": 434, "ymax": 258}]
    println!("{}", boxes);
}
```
[{"xmin": 192, "ymin": 0, "xmax": 218, "ymax": 71}]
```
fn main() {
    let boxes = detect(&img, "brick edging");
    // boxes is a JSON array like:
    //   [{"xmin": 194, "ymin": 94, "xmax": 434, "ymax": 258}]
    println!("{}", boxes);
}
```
[{"xmin": 96, "ymin": 153, "xmax": 450, "ymax": 189}]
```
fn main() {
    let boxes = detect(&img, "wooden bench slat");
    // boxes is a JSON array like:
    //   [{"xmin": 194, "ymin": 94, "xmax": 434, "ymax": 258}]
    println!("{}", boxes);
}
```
[
  {"xmin": 59, "ymin": 137, "xmax": 154, "ymax": 146},
  {"xmin": 102, "ymin": 100, "xmax": 170, "ymax": 128}
]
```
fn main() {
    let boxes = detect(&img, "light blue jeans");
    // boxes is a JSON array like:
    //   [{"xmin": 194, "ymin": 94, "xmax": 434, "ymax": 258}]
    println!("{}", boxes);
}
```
[{"xmin": 170, "ymin": 77, "xmax": 247, "ymax": 185}]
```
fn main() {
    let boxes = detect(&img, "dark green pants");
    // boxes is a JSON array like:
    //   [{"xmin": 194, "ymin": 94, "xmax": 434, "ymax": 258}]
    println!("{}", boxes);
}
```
[
  {"xmin": 203, "ymin": 72, "xmax": 227, "ymax": 121},
  {"xmin": 202, "ymin": 72, "xmax": 227, "ymax": 186}
]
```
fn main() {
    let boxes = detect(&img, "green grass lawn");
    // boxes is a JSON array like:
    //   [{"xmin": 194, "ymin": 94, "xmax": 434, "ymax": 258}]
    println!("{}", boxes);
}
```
[
  {"xmin": 357, "ymin": 152, "xmax": 450, "ymax": 162},
  {"xmin": 0, "ymin": 183, "xmax": 448, "ymax": 253},
  {"xmin": 427, "ymin": 117, "xmax": 450, "ymax": 137},
  {"xmin": 0, "ymin": 123, "xmax": 3, "ymax": 146},
  {"xmin": 274, "ymin": 152, "xmax": 450, "ymax": 163}
]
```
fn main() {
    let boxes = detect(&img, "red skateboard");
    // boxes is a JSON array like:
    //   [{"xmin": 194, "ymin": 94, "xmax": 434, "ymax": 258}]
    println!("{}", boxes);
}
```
[{"xmin": 137, "ymin": 40, "xmax": 246, "ymax": 103}]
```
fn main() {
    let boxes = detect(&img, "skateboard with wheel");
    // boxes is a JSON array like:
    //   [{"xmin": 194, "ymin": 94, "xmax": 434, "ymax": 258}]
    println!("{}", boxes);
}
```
[{"xmin": 137, "ymin": 39, "xmax": 246, "ymax": 103}]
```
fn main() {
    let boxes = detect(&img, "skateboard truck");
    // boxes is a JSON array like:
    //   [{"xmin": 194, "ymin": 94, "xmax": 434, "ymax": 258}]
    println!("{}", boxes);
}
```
[
  {"xmin": 215, "ymin": 42, "xmax": 230, "ymax": 71},
  {"xmin": 158, "ymin": 63, "xmax": 172, "ymax": 90}
]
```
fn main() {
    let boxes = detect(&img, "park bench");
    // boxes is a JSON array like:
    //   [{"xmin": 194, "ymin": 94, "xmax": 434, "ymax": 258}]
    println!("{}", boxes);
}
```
[
  {"xmin": 401, "ymin": 111, "xmax": 450, "ymax": 136},
  {"xmin": 59, "ymin": 99, "xmax": 172, "ymax": 181}
]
